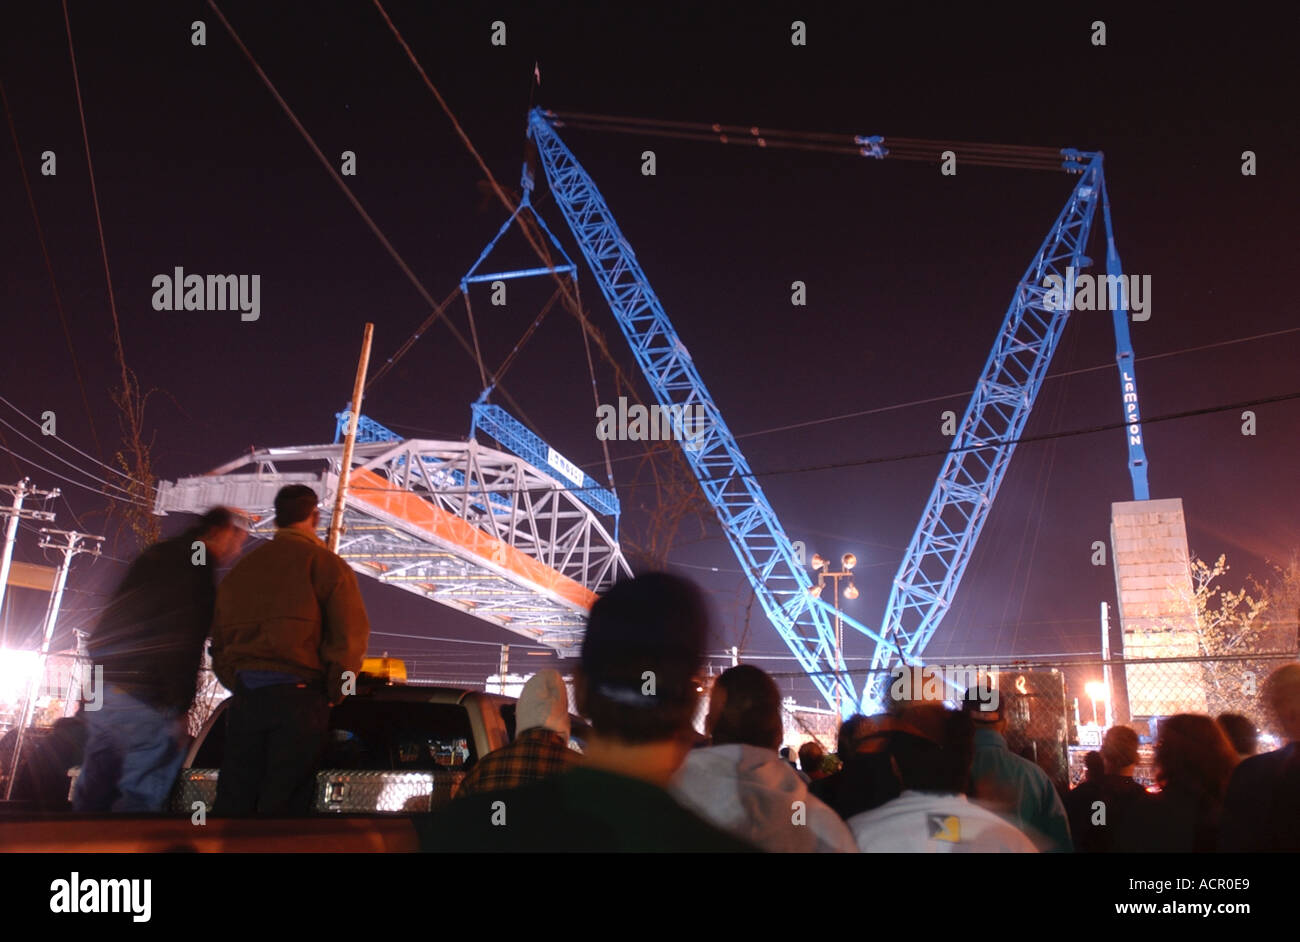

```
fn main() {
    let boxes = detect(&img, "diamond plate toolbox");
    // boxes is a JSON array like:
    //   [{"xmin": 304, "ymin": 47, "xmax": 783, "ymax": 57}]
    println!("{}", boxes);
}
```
[{"xmin": 314, "ymin": 770, "xmax": 466, "ymax": 813}]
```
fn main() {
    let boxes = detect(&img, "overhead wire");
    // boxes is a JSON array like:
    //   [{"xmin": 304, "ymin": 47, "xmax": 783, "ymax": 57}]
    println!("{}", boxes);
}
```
[
  {"xmin": 0, "ymin": 441, "xmax": 149, "ymax": 506},
  {"xmin": 204, "ymin": 0, "xmax": 537, "ymax": 429},
  {"xmin": 61, "ymin": 1, "xmax": 132, "ymax": 436},
  {"xmin": 1, "ymin": 80, "xmax": 106, "ymax": 462},
  {"xmin": 339, "ymin": 387, "xmax": 1300, "ymax": 503},
  {"xmin": 577, "ymin": 322, "xmax": 1300, "ymax": 474},
  {"xmin": 0, "ymin": 413, "xmax": 138, "ymax": 499},
  {"xmin": 0, "ymin": 392, "xmax": 148, "ymax": 488}
]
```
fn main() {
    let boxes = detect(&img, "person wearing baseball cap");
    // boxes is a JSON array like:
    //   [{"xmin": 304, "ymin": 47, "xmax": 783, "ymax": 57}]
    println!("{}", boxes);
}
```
[
  {"xmin": 420, "ymin": 573, "xmax": 755, "ymax": 852},
  {"xmin": 963, "ymin": 688, "xmax": 1072, "ymax": 852}
]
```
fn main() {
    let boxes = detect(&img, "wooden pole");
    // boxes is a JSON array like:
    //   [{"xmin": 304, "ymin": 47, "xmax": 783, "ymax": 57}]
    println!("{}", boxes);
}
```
[{"xmin": 329, "ymin": 323, "xmax": 374, "ymax": 553}]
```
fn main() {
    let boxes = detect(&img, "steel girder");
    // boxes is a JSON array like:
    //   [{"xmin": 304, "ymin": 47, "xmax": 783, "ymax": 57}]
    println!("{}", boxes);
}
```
[{"xmin": 154, "ymin": 437, "xmax": 630, "ymax": 657}]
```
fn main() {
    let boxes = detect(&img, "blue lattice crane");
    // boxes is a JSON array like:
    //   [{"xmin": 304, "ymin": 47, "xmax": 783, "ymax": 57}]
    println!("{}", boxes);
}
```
[{"xmin": 527, "ymin": 108, "xmax": 1151, "ymax": 714}]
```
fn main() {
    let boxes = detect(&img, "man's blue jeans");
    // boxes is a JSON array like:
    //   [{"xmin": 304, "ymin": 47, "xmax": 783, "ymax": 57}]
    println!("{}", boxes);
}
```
[{"xmin": 72, "ymin": 685, "xmax": 187, "ymax": 812}]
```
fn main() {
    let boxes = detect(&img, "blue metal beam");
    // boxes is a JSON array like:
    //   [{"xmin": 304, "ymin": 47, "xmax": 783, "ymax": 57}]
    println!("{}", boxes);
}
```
[
  {"xmin": 471, "ymin": 402, "xmax": 621, "ymax": 519},
  {"xmin": 530, "ymin": 107, "xmax": 890, "ymax": 715},
  {"xmin": 333, "ymin": 410, "xmax": 517, "ymax": 516},
  {"xmin": 871, "ymin": 155, "xmax": 1110, "ymax": 699},
  {"xmin": 463, "ymin": 265, "xmax": 576, "ymax": 285},
  {"xmin": 334, "ymin": 411, "xmax": 401, "ymax": 444}
]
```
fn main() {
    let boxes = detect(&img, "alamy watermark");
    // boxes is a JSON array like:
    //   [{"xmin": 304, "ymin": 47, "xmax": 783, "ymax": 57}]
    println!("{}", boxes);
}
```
[
  {"xmin": 49, "ymin": 872, "xmax": 151, "ymax": 922},
  {"xmin": 32, "ymin": 662, "xmax": 104, "ymax": 711},
  {"xmin": 151, "ymin": 267, "xmax": 260, "ymax": 321},
  {"xmin": 1042, "ymin": 266, "xmax": 1150, "ymax": 321},
  {"xmin": 889, "ymin": 663, "xmax": 999, "ymax": 712},
  {"xmin": 595, "ymin": 396, "xmax": 710, "ymax": 452}
]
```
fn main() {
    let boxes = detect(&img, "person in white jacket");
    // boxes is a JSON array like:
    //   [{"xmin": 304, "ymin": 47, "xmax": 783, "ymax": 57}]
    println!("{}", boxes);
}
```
[
  {"xmin": 846, "ymin": 706, "xmax": 1037, "ymax": 853},
  {"xmin": 669, "ymin": 665, "xmax": 858, "ymax": 853}
]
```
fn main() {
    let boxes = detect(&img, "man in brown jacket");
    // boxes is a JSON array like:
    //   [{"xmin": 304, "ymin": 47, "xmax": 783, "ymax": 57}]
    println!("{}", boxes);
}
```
[{"xmin": 211, "ymin": 484, "xmax": 369, "ymax": 815}]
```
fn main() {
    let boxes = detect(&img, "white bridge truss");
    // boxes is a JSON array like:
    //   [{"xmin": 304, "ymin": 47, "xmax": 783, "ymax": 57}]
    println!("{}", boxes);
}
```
[{"xmin": 155, "ymin": 437, "xmax": 631, "ymax": 657}]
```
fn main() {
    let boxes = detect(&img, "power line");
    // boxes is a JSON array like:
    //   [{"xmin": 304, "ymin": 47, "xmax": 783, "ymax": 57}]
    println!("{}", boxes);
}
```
[
  {"xmin": 1, "ymin": 81, "xmax": 105, "ymax": 462},
  {"xmin": 576, "ymin": 324, "xmax": 1300, "ymax": 474},
  {"xmin": 0, "ymin": 395, "xmax": 149, "ymax": 489},
  {"xmin": 60, "ymin": 1, "xmax": 132, "ymax": 451},
  {"xmin": 0, "ymin": 412, "xmax": 138, "ymax": 499},
  {"xmin": 0, "ymin": 441, "xmax": 149, "ymax": 506},
  {"xmin": 763, "ymin": 389, "xmax": 1300, "ymax": 482},
  {"xmin": 342, "ymin": 388, "xmax": 1300, "ymax": 502},
  {"xmin": 739, "ymin": 324, "xmax": 1300, "ymax": 444}
]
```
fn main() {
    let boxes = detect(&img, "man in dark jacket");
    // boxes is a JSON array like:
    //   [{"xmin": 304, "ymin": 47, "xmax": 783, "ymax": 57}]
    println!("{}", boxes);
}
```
[
  {"xmin": 809, "ymin": 714, "xmax": 904, "ymax": 820},
  {"xmin": 1065, "ymin": 725, "xmax": 1151, "ymax": 852},
  {"xmin": 210, "ymin": 485, "xmax": 370, "ymax": 816},
  {"xmin": 72, "ymin": 507, "xmax": 244, "ymax": 812}
]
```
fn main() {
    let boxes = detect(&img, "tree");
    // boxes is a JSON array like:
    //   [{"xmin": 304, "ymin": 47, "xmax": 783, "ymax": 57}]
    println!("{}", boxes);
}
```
[
  {"xmin": 1255, "ymin": 552, "xmax": 1300, "ymax": 653},
  {"xmin": 1175, "ymin": 554, "xmax": 1294, "ymax": 726}
]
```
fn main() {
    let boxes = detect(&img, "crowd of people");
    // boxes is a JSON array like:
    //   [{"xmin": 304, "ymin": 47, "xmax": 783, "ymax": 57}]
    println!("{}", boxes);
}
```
[
  {"xmin": 422, "ymin": 570, "xmax": 1300, "ymax": 853},
  {"xmin": 9, "ymin": 488, "xmax": 1298, "ymax": 853}
]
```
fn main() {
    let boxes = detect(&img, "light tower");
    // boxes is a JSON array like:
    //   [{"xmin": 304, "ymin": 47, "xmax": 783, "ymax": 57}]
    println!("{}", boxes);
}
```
[{"xmin": 808, "ymin": 552, "xmax": 859, "ymax": 717}]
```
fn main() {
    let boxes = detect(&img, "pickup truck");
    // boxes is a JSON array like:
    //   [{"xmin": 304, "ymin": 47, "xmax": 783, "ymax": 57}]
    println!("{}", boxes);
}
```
[{"xmin": 60, "ymin": 659, "xmax": 587, "ymax": 815}]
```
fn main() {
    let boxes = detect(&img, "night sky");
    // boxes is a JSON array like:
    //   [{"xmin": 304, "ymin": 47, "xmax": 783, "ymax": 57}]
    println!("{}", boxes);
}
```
[{"xmin": 3, "ymin": 2, "xmax": 1297, "ymax": 705}]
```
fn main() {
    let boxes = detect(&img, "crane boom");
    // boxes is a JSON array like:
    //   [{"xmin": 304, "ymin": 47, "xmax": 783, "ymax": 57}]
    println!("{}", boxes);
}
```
[
  {"xmin": 872, "ymin": 155, "xmax": 1115, "ymax": 686},
  {"xmin": 528, "ymin": 107, "xmax": 891, "ymax": 713}
]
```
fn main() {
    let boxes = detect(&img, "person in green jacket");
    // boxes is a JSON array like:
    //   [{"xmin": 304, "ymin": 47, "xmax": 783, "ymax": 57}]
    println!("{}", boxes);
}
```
[
  {"xmin": 210, "ymin": 484, "xmax": 370, "ymax": 816},
  {"xmin": 963, "ymin": 691, "xmax": 1073, "ymax": 852}
]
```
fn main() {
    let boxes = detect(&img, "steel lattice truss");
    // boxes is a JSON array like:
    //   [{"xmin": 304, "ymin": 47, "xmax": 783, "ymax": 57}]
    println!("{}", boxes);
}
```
[
  {"xmin": 155, "ymin": 437, "xmax": 630, "ymax": 657},
  {"xmin": 530, "ymin": 108, "xmax": 891, "ymax": 714},
  {"xmin": 871, "ymin": 156, "xmax": 1112, "ymax": 685}
]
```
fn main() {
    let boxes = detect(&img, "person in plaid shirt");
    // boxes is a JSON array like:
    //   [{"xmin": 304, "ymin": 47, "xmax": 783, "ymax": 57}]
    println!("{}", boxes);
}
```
[{"xmin": 455, "ymin": 669, "xmax": 575, "ymax": 798}]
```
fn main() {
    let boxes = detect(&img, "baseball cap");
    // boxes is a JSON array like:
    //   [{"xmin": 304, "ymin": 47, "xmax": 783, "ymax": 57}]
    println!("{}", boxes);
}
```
[{"xmin": 581, "ymin": 572, "xmax": 707, "ymax": 708}]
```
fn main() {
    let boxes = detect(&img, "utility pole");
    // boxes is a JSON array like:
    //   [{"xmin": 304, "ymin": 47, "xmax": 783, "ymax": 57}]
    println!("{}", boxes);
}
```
[
  {"xmin": 1100, "ymin": 601, "xmax": 1114, "ymax": 728},
  {"xmin": 3, "ymin": 527, "xmax": 102, "ymax": 800},
  {"xmin": 329, "ymin": 323, "xmax": 375, "ymax": 553},
  {"xmin": 63, "ymin": 628, "xmax": 90, "ymax": 719},
  {"xmin": 0, "ymin": 479, "xmax": 59, "ymax": 646}
]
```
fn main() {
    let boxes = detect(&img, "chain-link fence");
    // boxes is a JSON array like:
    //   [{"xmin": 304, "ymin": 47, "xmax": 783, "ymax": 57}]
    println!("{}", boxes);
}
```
[
  {"xmin": 769, "ymin": 650, "xmax": 1298, "ymax": 791},
  {"xmin": 890, "ymin": 650, "xmax": 1294, "ymax": 731}
]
